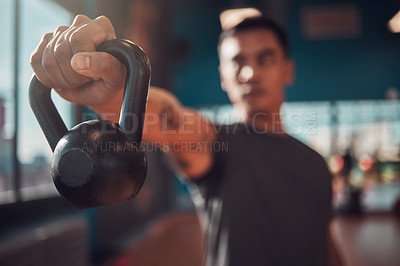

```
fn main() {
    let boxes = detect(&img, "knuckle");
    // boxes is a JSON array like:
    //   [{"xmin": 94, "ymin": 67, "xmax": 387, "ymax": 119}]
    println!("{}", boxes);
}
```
[
  {"xmin": 96, "ymin": 15, "xmax": 111, "ymax": 25},
  {"xmin": 30, "ymin": 33, "xmax": 53, "ymax": 67},
  {"xmin": 95, "ymin": 16, "xmax": 115, "ymax": 37},
  {"xmin": 73, "ymin": 14, "xmax": 91, "ymax": 25},
  {"xmin": 43, "ymin": 32, "xmax": 53, "ymax": 40},
  {"xmin": 69, "ymin": 31, "xmax": 84, "ymax": 46},
  {"xmin": 30, "ymin": 51, "xmax": 40, "ymax": 67},
  {"xmin": 54, "ymin": 26, "xmax": 67, "ymax": 34},
  {"xmin": 53, "ymin": 43, "xmax": 69, "ymax": 59},
  {"xmin": 63, "ymin": 26, "xmax": 76, "ymax": 41},
  {"xmin": 75, "ymin": 14, "xmax": 87, "ymax": 20}
]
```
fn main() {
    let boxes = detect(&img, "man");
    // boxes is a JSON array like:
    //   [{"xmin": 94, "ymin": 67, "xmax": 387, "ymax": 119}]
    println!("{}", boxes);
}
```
[{"xmin": 31, "ymin": 14, "xmax": 341, "ymax": 266}]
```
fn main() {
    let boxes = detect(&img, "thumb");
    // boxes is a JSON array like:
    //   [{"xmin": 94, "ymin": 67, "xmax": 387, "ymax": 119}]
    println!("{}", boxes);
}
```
[{"xmin": 71, "ymin": 51, "xmax": 126, "ymax": 91}]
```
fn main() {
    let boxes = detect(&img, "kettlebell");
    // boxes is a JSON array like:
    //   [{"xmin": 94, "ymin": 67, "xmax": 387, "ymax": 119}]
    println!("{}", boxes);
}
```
[{"xmin": 29, "ymin": 39, "xmax": 151, "ymax": 209}]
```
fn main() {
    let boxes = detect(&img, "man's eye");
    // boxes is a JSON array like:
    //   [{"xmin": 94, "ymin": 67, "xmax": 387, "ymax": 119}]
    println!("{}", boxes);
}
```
[
  {"xmin": 232, "ymin": 57, "xmax": 245, "ymax": 67},
  {"xmin": 231, "ymin": 60, "xmax": 242, "ymax": 72},
  {"xmin": 259, "ymin": 55, "xmax": 272, "ymax": 65}
]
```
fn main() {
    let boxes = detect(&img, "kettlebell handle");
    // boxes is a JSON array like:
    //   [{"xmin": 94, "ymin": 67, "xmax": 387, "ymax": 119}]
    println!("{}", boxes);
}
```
[{"xmin": 29, "ymin": 39, "xmax": 151, "ymax": 151}]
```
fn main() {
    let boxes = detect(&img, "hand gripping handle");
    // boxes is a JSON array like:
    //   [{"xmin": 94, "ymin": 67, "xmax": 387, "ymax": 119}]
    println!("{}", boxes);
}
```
[{"xmin": 29, "ymin": 39, "xmax": 151, "ymax": 150}]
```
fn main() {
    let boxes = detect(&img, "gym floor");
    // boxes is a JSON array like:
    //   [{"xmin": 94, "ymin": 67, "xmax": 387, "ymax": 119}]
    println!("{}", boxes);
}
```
[
  {"xmin": 332, "ymin": 214, "xmax": 400, "ymax": 266},
  {"xmin": 105, "ymin": 212, "xmax": 400, "ymax": 266}
]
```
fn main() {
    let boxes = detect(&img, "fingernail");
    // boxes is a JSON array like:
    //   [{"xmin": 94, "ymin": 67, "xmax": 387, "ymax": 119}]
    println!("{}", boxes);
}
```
[{"xmin": 75, "ymin": 54, "xmax": 90, "ymax": 70}]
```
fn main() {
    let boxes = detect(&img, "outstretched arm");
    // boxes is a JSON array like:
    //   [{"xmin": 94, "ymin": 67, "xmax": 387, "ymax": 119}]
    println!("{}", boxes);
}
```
[{"xmin": 30, "ymin": 14, "xmax": 215, "ymax": 178}]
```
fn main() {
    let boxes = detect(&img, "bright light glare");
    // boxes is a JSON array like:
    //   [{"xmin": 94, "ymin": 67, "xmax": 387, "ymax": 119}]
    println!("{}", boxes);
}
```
[
  {"xmin": 219, "ymin": 8, "xmax": 262, "ymax": 30},
  {"xmin": 388, "ymin": 10, "xmax": 400, "ymax": 33}
]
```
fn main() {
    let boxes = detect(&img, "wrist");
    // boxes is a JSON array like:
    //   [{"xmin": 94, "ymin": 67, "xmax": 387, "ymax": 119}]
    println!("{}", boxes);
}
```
[{"xmin": 89, "ymin": 88, "xmax": 123, "ymax": 123}]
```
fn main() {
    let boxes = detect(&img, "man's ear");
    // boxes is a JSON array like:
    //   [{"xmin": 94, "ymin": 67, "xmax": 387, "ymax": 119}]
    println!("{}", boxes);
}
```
[
  {"xmin": 219, "ymin": 65, "xmax": 227, "ymax": 92},
  {"xmin": 284, "ymin": 59, "xmax": 295, "ymax": 86}
]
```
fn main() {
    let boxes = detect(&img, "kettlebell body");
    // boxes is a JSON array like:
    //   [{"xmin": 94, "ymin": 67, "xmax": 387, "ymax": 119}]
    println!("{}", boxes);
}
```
[
  {"xmin": 52, "ymin": 120, "xmax": 146, "ymax": 209},
  {"xmin": 29, "ymin": 39, "xmax": 151, "ymax": 209}
]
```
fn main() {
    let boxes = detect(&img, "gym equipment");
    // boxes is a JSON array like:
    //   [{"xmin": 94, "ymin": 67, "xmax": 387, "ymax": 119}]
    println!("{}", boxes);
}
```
[{"xmin": 29, "ymin": 39, "xmax": 151, "ymax": 209}]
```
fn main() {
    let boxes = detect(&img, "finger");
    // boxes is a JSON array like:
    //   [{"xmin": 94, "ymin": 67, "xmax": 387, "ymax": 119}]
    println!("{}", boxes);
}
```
[
  {"xmin": 71, "ymin": 51, "xmax": 126, "ymax": 92},
  {"xmin": 71, "ymin": 14, "xmax": 92, "ymax": 27},
  {"xmin": 41, "ymin": 29, "xmax": 73, "ymax": 90},
  {"xmin": 52, "ymin": 25, "xmax": 69, "ymax": 37},
  {"xmin": 52, "ymin": 15, "xmax": 94, "ymax": 87},
  {"xmin": 54, "ymin": 27, "xmax": 91, "ymax": 87},
  {"xmin": 69, "ymin": 15, "xmax": 116, "ymax": 55},
  {"xmin": 30, "ymin": 33, "xmax": 56, "ymax": 89}
]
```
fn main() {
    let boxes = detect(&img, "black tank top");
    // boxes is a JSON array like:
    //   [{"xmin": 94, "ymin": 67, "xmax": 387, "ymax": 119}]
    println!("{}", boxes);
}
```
[{"xmin": 188, "ymin": 123, "xmax": 332, "ymax": 266}]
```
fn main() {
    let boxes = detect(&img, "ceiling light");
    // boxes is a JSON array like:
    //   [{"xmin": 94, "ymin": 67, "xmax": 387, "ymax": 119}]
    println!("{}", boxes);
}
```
[
  {"xmin": 219, "ymin": 8, "xmax": 262, "ymax": 30},
  {"xmin": 388, "ymin": 10, "xmax": 400, "ymax": 33}
]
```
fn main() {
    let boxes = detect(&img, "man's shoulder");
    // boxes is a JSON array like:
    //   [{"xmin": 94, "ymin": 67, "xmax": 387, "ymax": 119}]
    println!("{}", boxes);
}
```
[
  {"xmin": 286, "ymin": 135, "xmax": 325, "ymax": 159},
  {"xmin": 282, "ymin": 135, "xmax": 331, "ymax": 179}
]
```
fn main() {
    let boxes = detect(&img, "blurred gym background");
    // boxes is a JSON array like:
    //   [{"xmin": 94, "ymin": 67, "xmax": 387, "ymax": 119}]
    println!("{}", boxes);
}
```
[{"xmin": 0, "ymin": 0, "xmax": 400, "ymax": 265}]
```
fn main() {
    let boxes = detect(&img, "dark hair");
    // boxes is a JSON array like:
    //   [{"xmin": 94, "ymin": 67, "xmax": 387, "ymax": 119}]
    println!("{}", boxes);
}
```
[{"xmin": 218, "ymin": 16, "xmax": 290, "ymax": 58}]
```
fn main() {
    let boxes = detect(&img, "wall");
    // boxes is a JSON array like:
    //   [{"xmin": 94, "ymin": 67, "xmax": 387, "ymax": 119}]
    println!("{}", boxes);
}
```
[
  {"xmin": 287, "ymin": 0, "xmax": 400, "ymax": 101},
  {"xmin": 170, "ymin": 0, "xmax": 400, "ymax": 107}
]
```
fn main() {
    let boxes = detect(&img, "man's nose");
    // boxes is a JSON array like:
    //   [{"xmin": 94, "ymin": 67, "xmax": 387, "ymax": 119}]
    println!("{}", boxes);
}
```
[{"xmin": 238, "ymin": 65, "xmax": 258, "ymax": 83}]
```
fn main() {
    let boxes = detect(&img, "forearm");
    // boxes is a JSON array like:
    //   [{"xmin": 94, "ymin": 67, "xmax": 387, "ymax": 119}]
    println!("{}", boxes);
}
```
[
  {"xmin": 143, "ymin": 87, "xmax": 212, "ymax": 144},
  {"xmin": 92, "ymin": 86, "xmax": 216, "ymax": 178},
  {"xmin": 89, "ymin": 86, "xmax": 195, "ymax": 142},
  {"xmin": 89, "ymin": 87, "xmax": 124, "ymax": 122}
]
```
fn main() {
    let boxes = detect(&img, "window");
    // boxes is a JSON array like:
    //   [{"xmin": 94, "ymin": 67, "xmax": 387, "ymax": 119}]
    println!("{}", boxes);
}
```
[
  {"xmin": 0, "ymin": 0, "xmax": 72, "ymax": 204},
  {"xmin": 201, "ymin": 99, "xmax": 400, "ymax": 212},
  {"xmin": 0, "ymin": 0, "xmax": 14, "ymax": 202}
]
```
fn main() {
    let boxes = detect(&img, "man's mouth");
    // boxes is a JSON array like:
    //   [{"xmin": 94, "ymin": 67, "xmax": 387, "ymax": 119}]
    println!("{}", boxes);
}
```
[{"xmin": 242, "ymin": 86, "xmax": 265, "ymax": 98}]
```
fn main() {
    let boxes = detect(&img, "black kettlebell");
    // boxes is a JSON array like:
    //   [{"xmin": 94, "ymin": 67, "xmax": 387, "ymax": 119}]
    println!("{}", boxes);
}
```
[{"xmin": 29, "ymin": 39, "xmax": 151, "ymax": 209}]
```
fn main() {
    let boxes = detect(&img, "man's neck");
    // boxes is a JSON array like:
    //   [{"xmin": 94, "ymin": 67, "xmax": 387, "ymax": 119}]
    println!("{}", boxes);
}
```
[{"xmin": 234, "ymin": 106, "xmax": 286, "ymax": 135}]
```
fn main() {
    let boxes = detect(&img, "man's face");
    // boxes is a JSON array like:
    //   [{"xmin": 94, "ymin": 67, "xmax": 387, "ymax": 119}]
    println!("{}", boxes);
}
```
[{"xmin": 219, "ymin": 28, "xmax": 294, "ymax": 116}]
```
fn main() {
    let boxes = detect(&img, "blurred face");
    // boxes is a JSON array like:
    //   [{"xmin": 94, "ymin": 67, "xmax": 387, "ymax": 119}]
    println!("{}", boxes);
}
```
[{"xmin": 219, "ymin": 28, "xmax": 294, "ymax": 117}]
